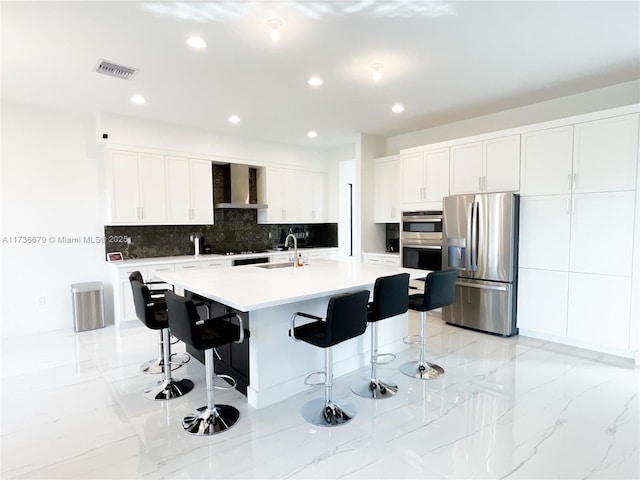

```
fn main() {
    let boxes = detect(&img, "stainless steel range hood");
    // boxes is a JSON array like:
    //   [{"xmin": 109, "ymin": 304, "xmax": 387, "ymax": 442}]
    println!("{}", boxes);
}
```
[{"xmin": 214, "ymin": 164, "xmax": 268, "ymax": 209}]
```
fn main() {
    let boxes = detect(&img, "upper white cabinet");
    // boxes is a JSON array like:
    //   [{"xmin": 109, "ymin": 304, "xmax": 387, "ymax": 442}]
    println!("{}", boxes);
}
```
[
  {"xmin": 521, "ymin": 114, "xmax": 639, "ymax": 196},
  {"xmin": 374, "ymin": 155, "xmax": 400, "ymax": 223},
  {"xmin": 520, "ymin": 125, "xmax": 574, "ymax": 196},
  {"xmin": 450, "ymin": 135, "xmax": 520, "ymax": 195},
  {"xmin": 106, "ymin": 149, "xmax": 213, "ymax": 225},
  {"xmin": 257, "ymin": 166, "xmax": 326, "ymax": 224},
  {"xmin": 165, "ymin": 156, "xmax": 214, "ymax": 225},
  {"xmin": 572, "ymin": 114, "xmax": 639, "ymax": 193},
  {"xmin": 298, "ymin": 171, "xmax": 327, "ymax": 223},
  {"xmin": 107, "ymin": 150, "xmax": 167, "ymax": 224},
  {"xmin": 400, "ymin": 147, "xmax": 449, "ymax": 209}
]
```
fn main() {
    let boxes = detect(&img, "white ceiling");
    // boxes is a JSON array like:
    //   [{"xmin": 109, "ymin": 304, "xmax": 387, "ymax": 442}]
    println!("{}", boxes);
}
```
[{"xmin": 2, "ymin": 1, "xmax": 639, "ymax": 149}]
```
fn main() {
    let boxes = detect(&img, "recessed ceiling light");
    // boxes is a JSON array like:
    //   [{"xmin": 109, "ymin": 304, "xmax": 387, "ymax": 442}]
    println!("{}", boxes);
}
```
[
  {"xmin": 371, "ymin": 63, "xmax": 383, "ymax": 82},
  {"xmin": 307, "ymin": 130, "xmax": 318, "ymax": 139},
  {"xmin": 308, "ymin": 76, "xmax": 323, "ymax": 87},
  {"xmin": 267, "ymin": 19, "xmax": 283, "ymax": 43},
  {"xmin": 392, "ymin": 103, "xmax": 405, "ymax": 113},
  {"xmin": 131, "ymin": 94, "xmax": 146, "ymax": 105},
  {"xmin": 186, "ymin": 36, "xmax": 206, "ymax": 49},
  {"xmin": 228, "ymin": 114, "xmax": 240, "ymax": 124}
]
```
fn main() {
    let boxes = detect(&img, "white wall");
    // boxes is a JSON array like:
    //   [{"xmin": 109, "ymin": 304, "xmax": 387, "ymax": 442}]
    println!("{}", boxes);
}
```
[
  {"xmin": 98, "ymin": 113, "xmax": 327, "ymax": 171},
  {"xmin": 325, "ymin": 143, "xmax": 355, "ymax": 223},
  {"xmin": 1, "ymin": 102, "xmax": 111, "ymax": 338},
  {"xmin": 386, "ymin": 80, "xmax": 640, "ymax": 154},
  {"xmin": 355, "ymin": 134, "xmax": 386, "ymax": 257}
]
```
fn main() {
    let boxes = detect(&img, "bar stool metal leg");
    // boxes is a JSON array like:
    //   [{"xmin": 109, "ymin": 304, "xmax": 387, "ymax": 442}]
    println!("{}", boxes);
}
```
[
  {"xmin": 400, "ymin": 311, "xmax": 444, "ymax": 380},
  {"xmin": 351, "ymin": 322, "xmax": 398, "ymax": 399},
  {"xmin": 302, "ymin": 347, "xmax": 356, "ymax": 426},
  {"xmin": 140, "ymin": 330, "xmax": 190, "ymax": 374},
  {"xmin": 144, "ymin": 328, "xmax": 194, "ymax": 400},
  {"xmin": 182, "ymin": 348, "xmax": 240, "ymax": 435}
]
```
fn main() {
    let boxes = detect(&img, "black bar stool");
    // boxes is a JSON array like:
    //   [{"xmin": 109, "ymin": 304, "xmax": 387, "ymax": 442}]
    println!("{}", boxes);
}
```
[
  {"xmin": 130, "ymin": 280, "xmax": 194, "ymax": 400},
  {"xmin": 400, "ymin": 269, "xmax": 458, "ymax": 380},
  {"xmin": 351, "ymin": 273, "xmax": 409, "ymax": 399},
  {"xmin": 129, "ymin": 271, "xmax": 189, "ymax": 374},
  {"xmin": 165, "ymin": 291, "xmax": 248, "ymax": 436},
  {"xmin": 290, "ymin": 290, "xmax": 370, "ymax": 427}
]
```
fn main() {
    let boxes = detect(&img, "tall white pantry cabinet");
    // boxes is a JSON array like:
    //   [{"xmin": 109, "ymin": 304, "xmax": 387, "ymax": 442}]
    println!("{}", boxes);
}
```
[{"xmin": 517, "ymin": 112, "xmax": 639, "ymax": 357}]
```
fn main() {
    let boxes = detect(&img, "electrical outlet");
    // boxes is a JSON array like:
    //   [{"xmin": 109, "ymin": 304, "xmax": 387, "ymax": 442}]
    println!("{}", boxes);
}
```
[{"xmin": 38, "ymin": 296, "xmax": 46, "ymax": 306}]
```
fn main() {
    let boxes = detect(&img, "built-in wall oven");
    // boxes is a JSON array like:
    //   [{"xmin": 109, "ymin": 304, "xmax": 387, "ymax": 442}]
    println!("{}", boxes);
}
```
[{"xmin": 401, "ymin": 210, "xmax": 443, "ymax": 271}]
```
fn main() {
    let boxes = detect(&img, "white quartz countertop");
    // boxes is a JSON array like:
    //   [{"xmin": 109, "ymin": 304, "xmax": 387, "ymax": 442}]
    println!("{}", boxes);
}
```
[
  {"xmin": 106, "ymin": 248, "xmax": 337, "ymax": 268},
  {"xmin": 156, "ymin": 259, "xmax": 428, "ymax": 312}
]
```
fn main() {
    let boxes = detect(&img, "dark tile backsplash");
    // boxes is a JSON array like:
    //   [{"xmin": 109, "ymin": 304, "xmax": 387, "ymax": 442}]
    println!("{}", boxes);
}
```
[{"xmin": 105, "ymin": 209, "xmax": 338, "ymax": 259}]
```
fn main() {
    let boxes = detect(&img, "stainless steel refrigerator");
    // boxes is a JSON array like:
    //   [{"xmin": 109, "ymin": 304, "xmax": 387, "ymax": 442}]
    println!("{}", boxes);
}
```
[{"xmin": 441, "ymin": 192, "xmax": 519, "ymax": 336}]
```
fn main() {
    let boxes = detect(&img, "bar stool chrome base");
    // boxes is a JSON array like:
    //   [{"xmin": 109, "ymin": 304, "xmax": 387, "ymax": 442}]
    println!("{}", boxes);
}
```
[
  {"xmin": 182, "ymin": 405, "xmax": 240, "ymax": 435},
  {"xmin": 301, "ymin": 398, "xmax": 356, "ymax": 427},
  {"xmin": 400, "ymin": 361, "xmax": 444, "ymax": 380},
  {"xmin": 140, "ymin": 352, "xmax": 191, "ymax": 374},
  {"xmin": 351, "ymin": 378, "xmax": 398, "ymax": 399},
  {"xmin": 144, "ymin": 378, "xmax": 194, "ymax": 400}
]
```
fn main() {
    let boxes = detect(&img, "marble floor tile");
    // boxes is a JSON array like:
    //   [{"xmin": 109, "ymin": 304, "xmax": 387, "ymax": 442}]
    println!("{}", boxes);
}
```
[{"xmin": 2, "ymin": 313, "xmax": 638, "ymax": 479}]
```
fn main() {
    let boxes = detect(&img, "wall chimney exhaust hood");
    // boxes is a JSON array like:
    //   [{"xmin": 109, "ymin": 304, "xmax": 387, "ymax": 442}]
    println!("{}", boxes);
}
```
[{"xmin": 214, "ymin": 164, "xmax": 267, "ymax": 209}]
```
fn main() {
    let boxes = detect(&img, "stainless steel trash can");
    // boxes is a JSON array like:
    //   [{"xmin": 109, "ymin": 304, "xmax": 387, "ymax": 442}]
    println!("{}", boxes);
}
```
[{"xmin": 71, "ymin": 282, "xmax": 105, "ymax": 332}]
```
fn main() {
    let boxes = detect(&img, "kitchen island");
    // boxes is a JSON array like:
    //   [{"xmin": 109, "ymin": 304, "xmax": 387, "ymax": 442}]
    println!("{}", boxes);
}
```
[{"xmin": 157, "ymin": 259, "xmax": 428, "ymax": 409}]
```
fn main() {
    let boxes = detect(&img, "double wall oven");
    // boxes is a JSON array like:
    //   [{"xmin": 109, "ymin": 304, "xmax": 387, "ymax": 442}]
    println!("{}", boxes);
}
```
[{"xmin": 401, "ymin": 210, "xmax": 443, "ymax": 271}]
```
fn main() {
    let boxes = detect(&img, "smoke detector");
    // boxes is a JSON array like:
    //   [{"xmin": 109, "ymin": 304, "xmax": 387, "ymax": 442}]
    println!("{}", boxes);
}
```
[{"xmin": 94, "ymin": 59, "xmax": 138, "ymax": 80}]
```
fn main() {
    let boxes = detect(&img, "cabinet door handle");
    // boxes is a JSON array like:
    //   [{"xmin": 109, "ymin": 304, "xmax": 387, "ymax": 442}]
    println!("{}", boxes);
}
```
[
  {"xmin": 479, "ymin": 177, "xmax": 483, "ymax": 191},
  {"xmin": 140, "ymin": 207, "xmax": 144, "ymax": 219},
  {"xmin": 567, "ymin": 174, "xmax": 571, "ymax": 191},
  {"xmin": 572, "ymin": 198, "xmax": 575, "ymax": 215},
  {"xmin": 572, "ymin": 173, "xmax": 577, "ymax": 191},
  {"xmin": 566, "ymin": 199, "xmax": 570, "ymax": 215}
]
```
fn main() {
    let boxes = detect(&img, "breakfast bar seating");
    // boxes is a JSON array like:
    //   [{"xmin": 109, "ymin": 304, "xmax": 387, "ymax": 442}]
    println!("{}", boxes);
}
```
[
  {"xmin": 165, "ymin": 291, "xmax": 248, "ymax": 435},
  {"xmin": 401, "ymin": 269, "xmax": 458, "ymax": 380},
  {"xmin": 130, "ymin": 280, "xmax": 194, "ymax": 400},
  {"xmin": 289, "ymin": 289, "xmax": 370, "ymax": 426},
  {"xmin": 351, "ymin": 273, "xmax": 410, "ymax": 399}
]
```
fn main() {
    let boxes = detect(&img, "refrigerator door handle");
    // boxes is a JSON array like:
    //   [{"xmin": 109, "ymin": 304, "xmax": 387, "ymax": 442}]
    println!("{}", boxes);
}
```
[
  {"xmin": 470, "ymin": 201, "xmax": 479, "ymax": 271},
  {"xmin": 456, "ymin": 281, "xmax": 508, "ymax": 292},
  {"xmin": 466, "ymin": 201, "xmax": 473, "ymax": 270}
]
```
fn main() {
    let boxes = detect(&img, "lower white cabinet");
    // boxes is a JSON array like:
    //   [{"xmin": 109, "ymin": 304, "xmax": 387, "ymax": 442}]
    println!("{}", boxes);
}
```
[
  {"xmin": 362, "ymin": 253, "xmax": 400, "ymax": 266},
  {"xmin": 517, "ymin": 268, "xmax": 568, "ymax": 338},
  {"xmin": 566, "ymin": 273, "xmax": 632, "ymax": 350}
]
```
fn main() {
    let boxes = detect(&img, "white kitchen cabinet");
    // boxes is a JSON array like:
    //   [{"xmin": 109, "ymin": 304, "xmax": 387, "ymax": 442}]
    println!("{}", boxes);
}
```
[
  {"xmin": 569, "ymin": 191, "xmax": 635, "ymax": 277},
  {"xmin": 258, "ymin": 167, "xmax": 326, "ymax": 224},
  {"xmin": 201, "ymin": 259, "xmax": 229, "ymax": 269},
  {"xmin": 520, "ymin": 114, "xmax": 639, "ymax": 196},
  {"xmin": 298, "ymin": 171, "xmax": 327, "ymax": 223},
  {"xmin": 572, "ymin": 114, "xmax": 639, "ymax": 194},
  {"xmin": 258, "ymin": 167, "xmax": 298, "ymax": 223},
  {"xmin": 175, "ymin": 262, "xmax": 201, "ymax": 272},
  {"xmin": 400, "ymin": 147, "xmax": 449, "ymax": 209},
  {"xmin": 567, "ymin": 272, "xmax": 632, "ymax": 350},
  {"xmin": 363, "ymin": 253, "xmax": 400, "ymax": 266},
  {"xmin": 374, "ymin": 156, "xmax": 400, "ymax": 222},
  {"xmin": 520, "ymin": 125, "xmax": 574, "ymax": 196},
  {"xmin": 518, "ymin": 195, "xmax": 571, "ymax": 271},
  {"xmin": 107, "ymin": 150, "xmax": 166, "ymax": 224},
  {"xmin": 517, "ymin": 268, "xmax": 568, "ymax": 338},
  {"xmin": 450, "ymin": 135, "xmax": 520, "ymax": 195},
  {"xmin": 165, "ymin": 156, "xmax": 214, "ymax": 225}
]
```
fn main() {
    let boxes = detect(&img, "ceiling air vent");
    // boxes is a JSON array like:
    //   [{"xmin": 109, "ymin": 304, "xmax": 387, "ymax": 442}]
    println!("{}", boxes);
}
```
[{"xmin": 95, "ymin": 59, "xmax": 138, "ymax": 80}]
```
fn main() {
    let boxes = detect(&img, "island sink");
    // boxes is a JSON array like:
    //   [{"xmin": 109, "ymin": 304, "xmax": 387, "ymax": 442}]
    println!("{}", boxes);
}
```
[{"xmin": 256, "ymin": 262, "xmax": 293, "ymax": 269}]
